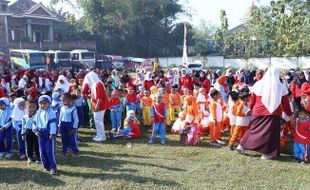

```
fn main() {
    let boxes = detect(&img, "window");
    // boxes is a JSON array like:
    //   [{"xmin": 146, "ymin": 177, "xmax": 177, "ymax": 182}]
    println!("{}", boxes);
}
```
[
  {"xmin": 1, "ymin": 4, "xmax": 8, "ymax": 11},
  {"xmin": 81, "ymin": 52, "xmax": 94, "ymax": 59},
  {"xmin": 57, "ymin": 52, "xmax": 70, "ymax": 59},
  {"xmin": 72, "ymin": 53, "xmax": 79, "ymax": 60}
]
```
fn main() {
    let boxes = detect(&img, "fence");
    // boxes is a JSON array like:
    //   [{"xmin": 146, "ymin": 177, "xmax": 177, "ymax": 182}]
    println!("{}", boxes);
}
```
[{"xmin": 158, "ymin": 56, "xmax": 310, "ymax": 69}]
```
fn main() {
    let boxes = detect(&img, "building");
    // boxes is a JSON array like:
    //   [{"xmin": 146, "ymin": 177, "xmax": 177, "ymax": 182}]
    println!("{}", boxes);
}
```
[{"xmin": 0, "ymin": 0, "xmax": 96, "ymax": 52}]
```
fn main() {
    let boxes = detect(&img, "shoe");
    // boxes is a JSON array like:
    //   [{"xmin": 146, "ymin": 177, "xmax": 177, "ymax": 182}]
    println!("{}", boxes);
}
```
[
  {"xmin": 210, "ymin": 141, "xmax": 221, "ymax": 147},
  {"xmin": 92, "ymin": 136, "xmax": 99, "ymax": 141},
  {"xmin": 94, "ymin": 138, "xmax": 106, "ymax": 142},
  {"xmin": 161, "ymin": 141, "xmax": 166, "ymax": 145},
  {"xmin": 0, "ymin": 153, "xmax": 5, "ymax": 159},
  {"xmin": 35, "ymin": 160, "xmax": 42, "ymax": 164},
  {"xmin": 260, "ymin": 154, "xmax": 273, "ymax": 160},
  {"xmin": 44, "ymin": 169, "xmax": 50, "ymax": 175},
  {"xmin": 228, "ymin": 144, "xmax": 234, "ymax": 151},
  {"xmin": 5, "ymin": 153, "xmax": 13, "ymax": 159},
  {"xmin": 20, "ymin": 154, "xmax": 26, "ymax": 160},
  {"xmin": 27, "ymin": 158, "xmax": 33, "ymax": 164},
  {"xmin": 216, "ymin": 140, "xmax": 226, "ymax": 145},
  {"xmin": 148, "ymin": 140, "xmax": 154, "ymax": 144},
  {"xmin": 50, "ymin": 169, "xmax": 58, "ymax": 175},
  {"xmin": 236, "ymin": 145, "xmax": 245, "ymax": 155},
  {"xmin": 110, "ymin": 128, "xmax": 116, "ymax": 133}
]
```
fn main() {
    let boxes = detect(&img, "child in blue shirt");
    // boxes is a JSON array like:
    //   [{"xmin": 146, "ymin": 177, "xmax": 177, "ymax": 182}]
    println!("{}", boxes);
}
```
[
  {"xmin": 74, "ymin": 89, "xmax": 84, "ymax": 128},
  {"xmin": 59, "ymin": 93, "xmax": 79, "ymax": 156},
  {"xmin": 0, "ymin": 98, "xmax": 13, "ymax": 159},
  {"xmin": 33, "ymin": 95, "xmax": 58, "ymax": 175},
  {"xmin": 11, "ymin": 97, "xmax": 26, "ymax": 160},
  {"xmin": 51, "ymin": 92, "xmax": 62, "ymax": 127},
  {"xmin": 21, "ymin": 100, "xmax": 40, "ymax": 164}
]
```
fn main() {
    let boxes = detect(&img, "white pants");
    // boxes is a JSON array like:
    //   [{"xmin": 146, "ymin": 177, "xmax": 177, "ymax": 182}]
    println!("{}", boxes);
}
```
[{"xmin": 94, "ymin": 110, "xmax": 106, "ymax": 140}]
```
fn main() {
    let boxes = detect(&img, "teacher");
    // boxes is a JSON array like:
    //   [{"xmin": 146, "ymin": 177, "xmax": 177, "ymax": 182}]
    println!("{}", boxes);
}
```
[
  {"xmin": 83, "ymin": 71, "xmax": 109, "ymax": 142},
  {"xmin": 237, "ymin": 67, "xmax": 292, "ymax": 160}
]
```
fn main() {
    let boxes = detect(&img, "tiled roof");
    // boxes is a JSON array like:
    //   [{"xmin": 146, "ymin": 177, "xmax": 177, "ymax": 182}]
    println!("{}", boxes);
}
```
[{"xmin": 9, "ymin": 0, "xmax": 36, "ymax": 14}]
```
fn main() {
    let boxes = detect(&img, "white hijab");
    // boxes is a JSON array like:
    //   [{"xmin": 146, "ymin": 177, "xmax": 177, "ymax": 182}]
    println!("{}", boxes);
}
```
[
  {"xmin": 54, "ymin": 75, "xmax": 70, "ymax": 92},
  {"xmin": 83, "ymin": 71, "xmax": 103, "ymax": 99},
  {"xmin": 111, "ymin": 70, "xmax": 119, "ymax": 83},
  {"xmin": 252, "ymin": 67, "xmax": 288, "ymax": 113},
  {"xmin": 11, "ymin": 98, "xmax": 25, "ymax": 121}
]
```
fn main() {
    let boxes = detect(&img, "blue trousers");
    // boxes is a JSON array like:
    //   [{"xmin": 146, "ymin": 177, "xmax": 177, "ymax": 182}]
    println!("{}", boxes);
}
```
[
  {"xmin": 77, "ymin": 106, "xmax": 84, "ymax": 127},
  {"xmin": 38, "ymin": 128, "xmax": 57, "ymax": 170},
  {"xmin": 110, "ymin": 110, "xmax": 122, "ymax": 130},
  {"xmin": 60, "ymin": 122, "xmax": 79, "ymax": 154},
  {"xmin": 150, "ymin": 122, "xmax": 166, "ymax": 143},
  {"xmin": 0, "ymin": 126, "xmax": 13, "ymax": 153},
  {"xmin": 294, "ymin": 142, "xmax": 309, "ymax": 161},
  {"xmin": 15, "ymin": 127, "xmax": 26, "ymax": 157}
]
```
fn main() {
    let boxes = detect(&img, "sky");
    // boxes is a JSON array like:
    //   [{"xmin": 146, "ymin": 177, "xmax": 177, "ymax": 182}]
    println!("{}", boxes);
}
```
[{"xmin": 25, "ymin": 0, "xmax": 272, "ymax": 29}]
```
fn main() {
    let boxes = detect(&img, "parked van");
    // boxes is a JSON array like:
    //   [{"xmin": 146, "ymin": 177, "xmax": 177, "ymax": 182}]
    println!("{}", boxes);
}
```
[
  {"xmin": 46, "ymin": 50, "xmax": 73, "ymax": 69},
  {"xmin": 71, "ymin": 49, "xmax": 96, "ymax": 68},
  {"xmin": 10, "ymin": 49, "xmax": 46, "ymax": 69}
]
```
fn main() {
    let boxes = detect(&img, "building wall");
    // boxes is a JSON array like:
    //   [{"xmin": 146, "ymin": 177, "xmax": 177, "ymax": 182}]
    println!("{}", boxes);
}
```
[
  {"xmin": 0, "ymin": 16, "xmax": 7, "ymax": 44},
  {"xmin": 7, "ymin": 17, "xmax": 27, "ymax": 41}
]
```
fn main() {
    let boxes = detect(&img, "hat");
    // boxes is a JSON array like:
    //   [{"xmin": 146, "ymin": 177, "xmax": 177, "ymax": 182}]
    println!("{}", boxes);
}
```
[
  {"xmin": 52, "ymin": 92, "xmax": 61, "ymax": 100},
  {"xmin": 0, "ymin": 97, "xmax": 10, "ymax": 106},
  {"xmin": 38, "ymin": 95, "xmax": 51, "ymax": 104}
]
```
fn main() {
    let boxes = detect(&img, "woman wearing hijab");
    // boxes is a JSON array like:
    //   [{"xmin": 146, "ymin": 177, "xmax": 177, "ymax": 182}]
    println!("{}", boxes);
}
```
[
  {"xmin": 143, "ymin": 72, "xmax": 155, "ymax": 92},
  {"xmin": 301, "ymin": 71, "xmax": 310, "ymax": 112},
  {"xmin": 196, "ymin": 71, "xmax": 211, "ymax": 94},
  {"xmin": 83, "ymin": 71, "xmax": 109, "ymax": 142},
  {"xmin": 111, "ymin": 70, "xmax": 120, "ymax": 90},
  {"xmin": 54, "ymin": 75, "xmax": 70, "ymax": 93},
  {"xmin": 179, "ymin": 68, "xmax": 193, "ymax": 93},
  {"xmin": 237, "ymin": 67, "xmax": 292, "ymax": 160},
  {"xmin": 290, "ymin": 71, "xmax": 307, "ymax": 110},
  {"xmin": 225, "ymin": 69, "xmax": 235, "ymax": 92}
]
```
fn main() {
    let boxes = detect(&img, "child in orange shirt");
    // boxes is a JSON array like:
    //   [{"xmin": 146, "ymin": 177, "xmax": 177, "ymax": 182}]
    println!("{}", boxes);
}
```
[
  {"xmin": 229, "ymin": 88, "xmax": 251, "ymax": 150},
  {"xmin": 169, "ymin": 85, "xmax": 182, "ymax": 123},
  {"xmin": 209, "ymin": 89, "xmax": 225, "ymax": 146},
  {"xmin": 140, "ymin": 91, "xmax": 153, "ymax": 127}
]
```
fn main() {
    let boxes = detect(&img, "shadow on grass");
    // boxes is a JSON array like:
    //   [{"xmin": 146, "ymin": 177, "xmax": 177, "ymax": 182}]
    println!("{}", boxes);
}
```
[
  {"xmin": 60, "ymin": 170, "xmax": 180, "ymax": 187},
  {"xmin": 60, "ymin": 154, "xmax": 185, "ymax": 173},
  {"xmin": 0, "ymin": 167, "xmax": 65, "ymax": 186}
]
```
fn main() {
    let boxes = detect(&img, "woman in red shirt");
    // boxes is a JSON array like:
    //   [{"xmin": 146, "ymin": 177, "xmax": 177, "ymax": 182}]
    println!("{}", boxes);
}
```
[
  {"xmin": 237, "ymin": 67, "xmax": 292, "ymax": 160},
  {"xmin": 290, "ymin": 71, "xmax": 307, "ymax": 110}
]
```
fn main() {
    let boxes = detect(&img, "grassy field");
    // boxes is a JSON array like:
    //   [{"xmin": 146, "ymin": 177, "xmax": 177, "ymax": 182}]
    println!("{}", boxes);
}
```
[{"xmin": 0, "ymin": 127, "xmax": 309, "ymax": 190}]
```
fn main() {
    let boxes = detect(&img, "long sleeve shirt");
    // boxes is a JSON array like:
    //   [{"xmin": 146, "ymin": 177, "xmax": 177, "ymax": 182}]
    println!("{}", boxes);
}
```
[
  {"xmin": 21, "ymin": 115, "xmax": 34, "ymax": 134},
  {"xmin": 59, "ymin": 106, "xmax": 79, "ymax": 129},
  {"xmin": 33, "ymin": 107, "xmax": 57, "ymax": 136},
  {"xmin": 151, "ymin": 103, "xmax": 166, "ymax": 123},
  {"xmin": 0, "ymin": 107, "xmax": 12, "ymax": 129}
]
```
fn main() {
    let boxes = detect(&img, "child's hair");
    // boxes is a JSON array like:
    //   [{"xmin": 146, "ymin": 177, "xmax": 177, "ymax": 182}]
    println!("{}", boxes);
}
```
[
  {"xmin": 210, "ymin": 89, "xmax": 219, "ymax": 99},
  {"xmin": 62, "ymin": 93, "xmax": 73, "ymax": 101},
  {"xmin": 239, "ymin": 87, "xmax": 250, "ymax": 100},
  {"xmin": 297, "ymin": 108, "xmax": 310, "ymax": 118},
  {"xmin": 172, "ymin": 84, "xmax": 178, "ymax": 89},
  {"xmin": 71, "ymin": 94, "xmax": 78, "ymax": 101},
  {"xmin": 280, "ymin": 118, "xmax": 286, "ymax": 125},
  {"xmin": 228, "ymin": 91, "xmax": 239, "ymax": 101},
  {"xmin": 194, "ymin": 83, "xmax": 201, "ymax": 88},
  {"xmin": 26, "ymin": 99, "xmax": 38, "ymax": 109}
]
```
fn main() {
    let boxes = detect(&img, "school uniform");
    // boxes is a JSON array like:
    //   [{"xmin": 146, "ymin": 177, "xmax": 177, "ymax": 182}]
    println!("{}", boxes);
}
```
[
  {"xmin": 149, "ymin": 102, "xmax": 166, "ymax": 144},
  {"xmin": 169, "ymin": 92, "xmax": 182, "ymax": 122},
  {"xmin": 109, "ymin": 97, "xmax": 122, "ymax": 130},
  {"xmin": 75, "ymin": 96, "xmax": 84, "ymax": 128},
  {"xmin": 0, "ymin": 105, "xmax": 13, "ymax": 155},
  {"xmin": 21, "ymin": 115, "xmax": 40, "ymax": 160},
  {"xmin": 293, "ymin": 118, "xmax": 310, "ymax": 161},
  {"xmin": 33, "ymin": 105, "xmax": 57, "ymax": 171},
  {"xmin": 59, "ymin": 105, "xmax": 79, "ymax": 155},
  {"xmin": 140, "ymin": 96, "xmax": 152, "ymax": 126},
  {"xmin": 209, "ymin": 100, "xmax": 222, "ymax": 142}
]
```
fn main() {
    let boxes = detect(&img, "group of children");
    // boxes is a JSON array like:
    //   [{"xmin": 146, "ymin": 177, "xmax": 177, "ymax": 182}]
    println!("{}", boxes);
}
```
[{"xmin": 0, "ymin": 67, "xmax": 309, "ymax": 177}]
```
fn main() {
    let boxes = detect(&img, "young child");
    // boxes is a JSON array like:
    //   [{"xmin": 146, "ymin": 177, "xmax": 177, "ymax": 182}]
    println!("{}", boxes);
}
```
[
  {"xmin": 158, "ymin": 87, "xmax": 171, "ymax": 127},
  {"xmin": 169, "ymin": 85, "xmax": 182, "ymax": 123},
  {"xmin": 21, "ymin": 100, "xmax": 40, "ymax": 164},
  {"xmin": 196, "ymin": 88, "xmax": 210, "ymax": 130},
  {"xmin": 74, "ymin": 89, "xmax": 84, "ymax": 128},
  {"xmin": 110, "ymin": 110, "xmax": 140, "ymax": 139},
  {"xmin": 109, "ymin": 90, "xmax": 122, "ymax": 132},
  {"xmin": 11, "ymin": 97, "xmax": 26, "ymax": 159},
  {"xmin": 140, "ymin": 90, "xmax": 152, "ymax": 127},
  {"xmin": 33, "ymin": 95, "xmax": 58, "ymax": 175},
  {"xmin": 229, "ymin": 88, "xmax": 251, "ymax": 150},
  {"xmin": 123, "ymin": 87, "xmax": 140, "ymax": 113},
  {"xmin": 209, "ymin": 89, "xmax": 225, "ymax": 146},
  {"xmin": 149, "ymin": 93, "xmax": 166, "ymax": 144},
  {"xmin": 293, "ymin": 109, "xmax": 310, "ymax": 163},
  {"xmin": 280, "ymin": 119, "xmax": 289, "ymax": 150},
  {"xmin": 51, "ymin": 92, "xmax": 62, "ymax": 126},
  {"xmin": 59, "ymin": 93, "xmax": 79, "ymax": 156},
  {"xmin": 0, "ymin": 98, "xmax": 13, "ymax": 159},
  {"xmin": 226, "ymin": 91, "xmax": 240, "ymax": 142}
]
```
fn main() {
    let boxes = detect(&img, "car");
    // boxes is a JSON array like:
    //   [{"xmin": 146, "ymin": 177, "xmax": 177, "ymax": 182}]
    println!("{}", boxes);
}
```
[{"xmin": 185, "ymin": 61, "xmax": 203, "ymax": 73}]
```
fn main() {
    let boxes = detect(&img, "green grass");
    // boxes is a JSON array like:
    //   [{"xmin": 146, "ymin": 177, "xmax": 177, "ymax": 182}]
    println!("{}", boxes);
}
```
[{"xmin": 0, "ymin": 128, "xmax": 309, "ymax": 190}]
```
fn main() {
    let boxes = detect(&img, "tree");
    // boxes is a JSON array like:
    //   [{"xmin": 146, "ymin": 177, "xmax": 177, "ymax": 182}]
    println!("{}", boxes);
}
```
[{"xmin": 213, "ymin": 10, "xmax": 229, "ymax": 56}]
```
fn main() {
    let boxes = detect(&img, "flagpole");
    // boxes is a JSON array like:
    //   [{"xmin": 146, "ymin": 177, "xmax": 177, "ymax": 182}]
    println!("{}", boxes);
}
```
[{"xmin": 182, "ymin": 23, "xmax": 188, "ymax": 66}]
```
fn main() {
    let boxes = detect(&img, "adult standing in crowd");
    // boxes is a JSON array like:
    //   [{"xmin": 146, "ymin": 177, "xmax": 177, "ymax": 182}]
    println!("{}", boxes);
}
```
[
  {"xmin": 237, "ymin": 67, "xmax": 292, "ymax": 159},
  {"xmin": 83, "ymin": 71, "xmax": 109, "ymax": 142}
]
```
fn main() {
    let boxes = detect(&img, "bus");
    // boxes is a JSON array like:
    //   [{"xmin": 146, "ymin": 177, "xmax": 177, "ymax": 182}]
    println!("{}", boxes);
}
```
[
  {"xmin": 10, "ymin": 49, "xmax": 46, "ymax": 69},
  {"xmin": 71, "ymin": 49, "xmax": 96, "ymax": 68},
  {"xmin": 46, "ymin": 50, "xmax": 73, "ymax": 69}
]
